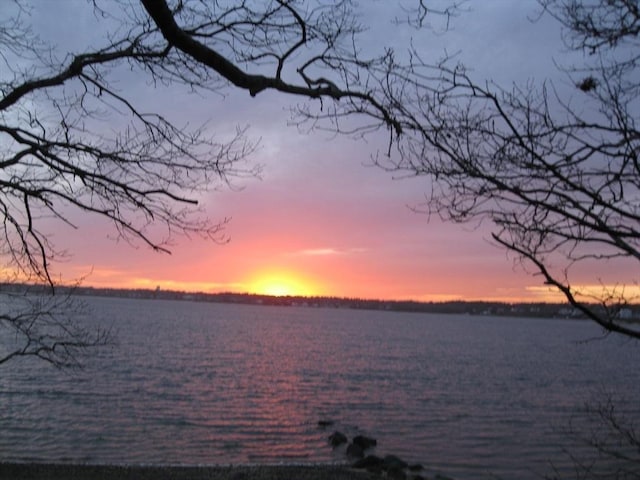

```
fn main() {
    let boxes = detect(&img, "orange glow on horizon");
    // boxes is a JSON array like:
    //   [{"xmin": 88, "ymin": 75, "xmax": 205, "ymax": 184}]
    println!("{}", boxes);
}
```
[
  {"xmin": 10, "ymin": 260, "xmax": 639, "ymax": 305},
  {"xmin": 245, "ymin": 270, "xmax": 322, "ymax": 297}
]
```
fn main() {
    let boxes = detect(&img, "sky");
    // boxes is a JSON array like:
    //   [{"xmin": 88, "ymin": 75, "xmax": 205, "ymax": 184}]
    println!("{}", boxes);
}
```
[{"xmin": 11, "ymin": 1, "xmax": 632, "ymax": 302}]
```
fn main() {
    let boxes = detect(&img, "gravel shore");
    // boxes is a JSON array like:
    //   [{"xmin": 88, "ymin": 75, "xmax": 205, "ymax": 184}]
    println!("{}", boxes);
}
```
[{"xmin": 0, "ymin": 463, "xmax": 375, "ymax": 480}]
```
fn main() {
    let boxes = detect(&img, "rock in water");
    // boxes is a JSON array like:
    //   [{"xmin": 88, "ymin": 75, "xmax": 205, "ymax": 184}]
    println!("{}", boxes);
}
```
[
  {"xmin": 352, "ymin": 434, "xmax": 377, "ymax": 450},
  {"xmin": 328, "ymin": 431, "xmax": 347, "ymax": 447},
  {"xmin": 352, "ymin": 455, "xmax": 384, "ymax": 470},
  {"xmin": 346, "ymin": 443, "xmax": 364, "ymax": 459},
  {"xmin": 383, "ymin": 454, "xmax": 408, "ymax": 470}
]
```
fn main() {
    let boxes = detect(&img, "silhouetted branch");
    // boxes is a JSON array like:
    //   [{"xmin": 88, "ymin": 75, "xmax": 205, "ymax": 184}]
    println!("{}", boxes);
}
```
[
  {"xmin": 1, "ymin": 0, "xmax": 453, "ymax": 367},
  {"xmin": 368, "ymin": 2, "xmax": 640, "ymax": 338},
  {"xmin": 0, "ymin": 285, "xmax": 112, "ymax": 368},
  {"xmin": 547, "ymin": 396, "xmax": 640, "ymax": 479},
  {"xmin": 139, "ymin": 0, "xmax": 403, "ymax": 135}
]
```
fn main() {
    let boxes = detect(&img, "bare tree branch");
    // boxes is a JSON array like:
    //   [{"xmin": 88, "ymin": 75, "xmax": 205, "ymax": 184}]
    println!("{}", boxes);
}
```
[
  {"xmin": 139, "ymin": 0, "xmax": 403, "ymax": 134},
  {"xmin": 1, "ymin": 0, "xmax": 458, "ymax": 367},
  {"xmin": 0, "ymin": 283, "xmax": 112, "ymax": 368},
  {"xmin": 367, "ymin": 1, "xmax": 640, "ymax": 338}
]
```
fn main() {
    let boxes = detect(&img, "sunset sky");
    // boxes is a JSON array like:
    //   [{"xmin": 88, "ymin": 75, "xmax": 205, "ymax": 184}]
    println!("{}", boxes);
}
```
[{"xmin": 22, "ymin": 1, "xmax": 633, "ymax": 302}]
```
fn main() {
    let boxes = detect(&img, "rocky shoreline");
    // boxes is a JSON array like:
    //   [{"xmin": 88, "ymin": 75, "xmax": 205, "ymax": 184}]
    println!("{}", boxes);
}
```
[
  {"xmin": 323, "ymin": 426, "xmax": 435, "ymax": 480},
  {"xmin": 0, "ymin": 422, "xmax": 450, "ymax": 480}
]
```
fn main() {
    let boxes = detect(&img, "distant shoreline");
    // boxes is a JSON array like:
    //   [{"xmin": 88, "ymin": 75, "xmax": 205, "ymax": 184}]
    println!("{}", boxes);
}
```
[
  {"xmin": 0, "ymin": 463, "xmax": 372, "ymax": 480},
  {"xmin": 2, "ymin": 281, "xmax": 639, "ymax": 321}
]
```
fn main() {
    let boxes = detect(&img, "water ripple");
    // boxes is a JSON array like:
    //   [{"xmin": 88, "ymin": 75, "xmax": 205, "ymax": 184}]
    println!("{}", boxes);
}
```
[{"xmin": 1, "ymin": 296, "xmax": 639, "ymax": 479}]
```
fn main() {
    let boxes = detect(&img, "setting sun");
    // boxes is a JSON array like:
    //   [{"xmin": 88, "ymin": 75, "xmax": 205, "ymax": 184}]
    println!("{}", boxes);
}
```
[{"xmin": 247, "ymin": 271, "xmax": 320, "ymax": 297}]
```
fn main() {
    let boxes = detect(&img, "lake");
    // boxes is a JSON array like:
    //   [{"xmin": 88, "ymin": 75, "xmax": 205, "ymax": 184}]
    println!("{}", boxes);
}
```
[{"xmin": 1, "ymin": 296, "xmax": 639, "ymax": 479}]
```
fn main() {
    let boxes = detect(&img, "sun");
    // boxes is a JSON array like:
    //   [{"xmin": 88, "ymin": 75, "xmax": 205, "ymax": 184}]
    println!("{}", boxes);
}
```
[
  {"xmin": 262, "ymin": 283, "xmax": 296, "ymax": 297},
  {"xmin": 247, "ymin": 271, "xmax": 318, "ymax": 297}
]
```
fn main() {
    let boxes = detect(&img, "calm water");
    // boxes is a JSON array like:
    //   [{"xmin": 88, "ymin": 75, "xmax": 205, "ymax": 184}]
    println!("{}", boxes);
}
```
[{"xmin": 1, "ymin": 296, "xmax": 639, "ymax": 479}]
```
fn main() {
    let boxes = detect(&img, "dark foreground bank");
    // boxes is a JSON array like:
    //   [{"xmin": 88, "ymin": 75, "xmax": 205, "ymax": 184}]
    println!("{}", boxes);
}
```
[{"xmin": 0, "ymin": 464, "xmax": 376, "ymax": 480}]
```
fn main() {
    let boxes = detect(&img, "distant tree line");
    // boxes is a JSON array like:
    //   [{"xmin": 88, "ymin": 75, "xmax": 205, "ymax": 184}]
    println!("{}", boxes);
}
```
[{"xmin": 4, "ymin": 282, "xmax": 637, "ymax": 321}]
